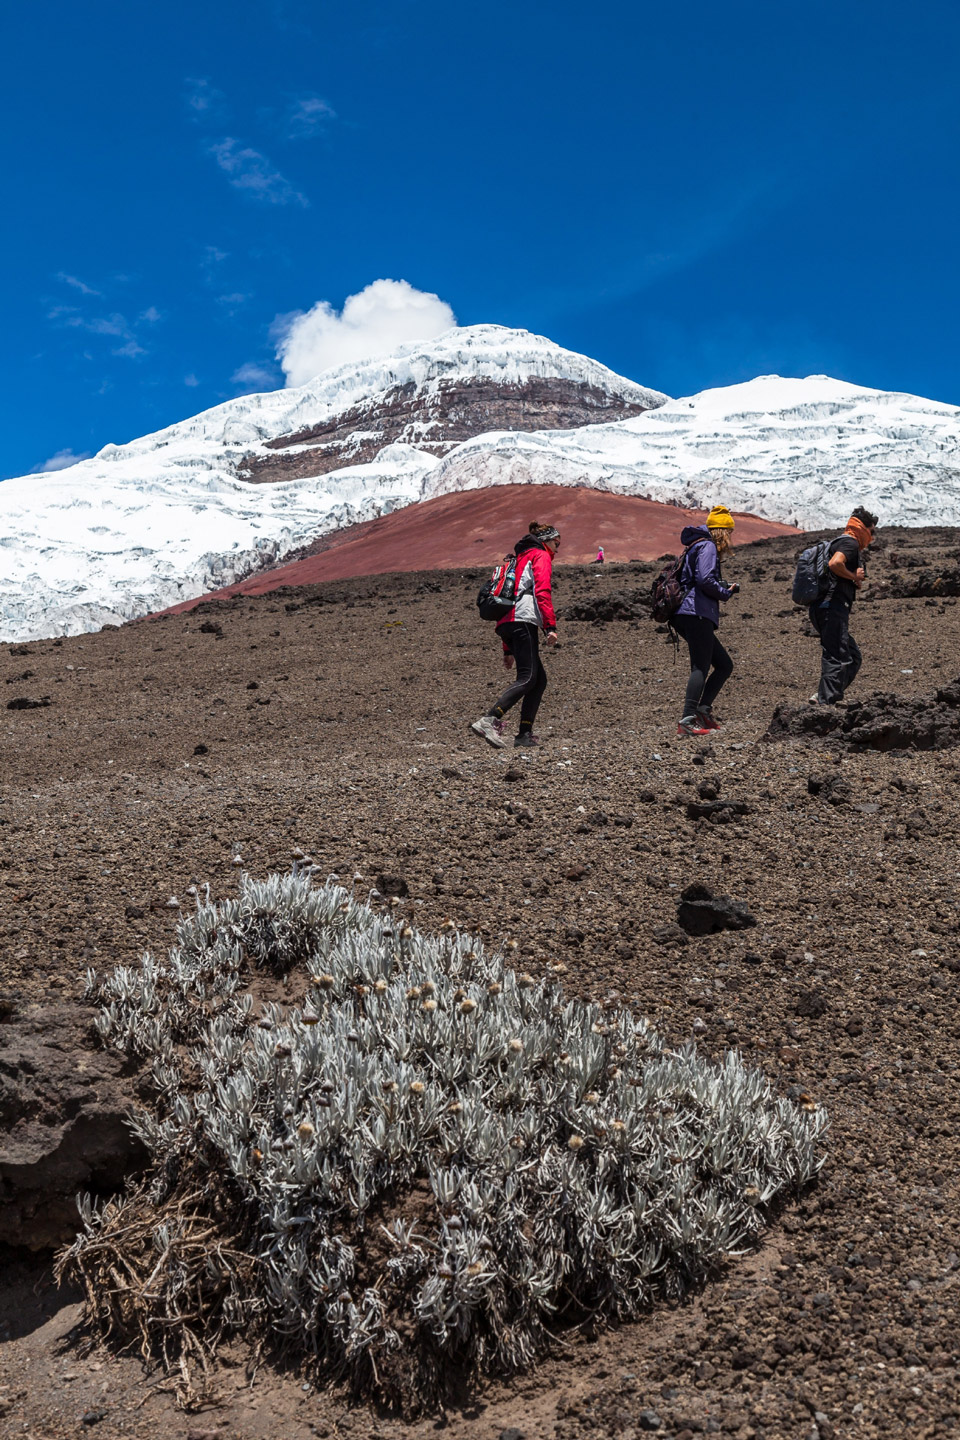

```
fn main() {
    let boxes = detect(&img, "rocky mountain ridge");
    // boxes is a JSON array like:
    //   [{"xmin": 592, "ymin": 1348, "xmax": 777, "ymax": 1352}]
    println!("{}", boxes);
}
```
[{"xmin": 243, "ymin": 374, "xmax": 654, "ymax": 482}]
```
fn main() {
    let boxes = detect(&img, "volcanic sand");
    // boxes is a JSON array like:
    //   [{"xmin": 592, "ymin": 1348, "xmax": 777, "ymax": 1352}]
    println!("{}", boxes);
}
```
[
  {"xmin": 1, "ymin": 527, "xmax": 959, "ymax": 1439},
  {"xmin": 160, "ymin": 485, "xmax": 798, "ymax": 611}
]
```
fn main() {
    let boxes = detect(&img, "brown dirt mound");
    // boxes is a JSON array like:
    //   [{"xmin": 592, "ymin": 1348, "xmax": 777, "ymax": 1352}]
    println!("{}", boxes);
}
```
[{"xmin": 157, "ymin": 485, "xmax": 797, "ymax": 616}]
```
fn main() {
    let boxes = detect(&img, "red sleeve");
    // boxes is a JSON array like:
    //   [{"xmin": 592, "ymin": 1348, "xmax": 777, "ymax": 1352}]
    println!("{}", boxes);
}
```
[{"xmin": 531, "ymin": 548, "xmax": 557, "ymax": 629}]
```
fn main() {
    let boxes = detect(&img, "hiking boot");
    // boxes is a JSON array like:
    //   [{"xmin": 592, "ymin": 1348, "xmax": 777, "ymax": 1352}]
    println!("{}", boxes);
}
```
[
  {"xmin": 677, "ymin": 716, "xmax": 712, "ymax": 737},
  {"xmin": 696, "ymin": 707, "xmax": 721, "ymax": 730},
  {"xmin": 514, "ymin": 732, "xmax": 540, "ymax": 748},
  {"xmin": 471, "ymin": 715, "xmax": 507, "ymax": 749}
]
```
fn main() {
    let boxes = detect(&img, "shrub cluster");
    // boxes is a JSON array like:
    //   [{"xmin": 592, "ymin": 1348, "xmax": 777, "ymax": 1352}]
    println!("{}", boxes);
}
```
[{"xmin": 60, "ymin": 871, "xmax": 827, "ymax": 1411}]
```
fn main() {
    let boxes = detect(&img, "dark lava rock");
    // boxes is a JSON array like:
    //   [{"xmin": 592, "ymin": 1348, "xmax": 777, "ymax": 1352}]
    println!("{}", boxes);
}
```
[
  {"xmin": 198, "ymin": 620, "xmax": 223, "ymax": 635},
  {"xmin": 883, "ymin": 566, "xmax": 960, "ymax": 599},
  {"xmin": 6, "ymin": 696, "xmax": 52, "ymax": 711},
  {"xmin": 676, "ymin": 882, "xmax": 758, "ymax": 936},
  {"xmin": 796, "ymin": 989, "xmax": 829, "ymax": 1018},
  {"xmin": 686, "ymin": 798, "xmax": 750, "ymax": 822},
  {"xmin": 767, "ymin": 676, "xmax": 960, "ymax": 751},
  {"xmin": 0, "ymin": 1004, "xmax": 144, "ymax": 1249},
  {"xmin": 376, "ymin": 873, "xmax": 409, "ymax": 898},
  {"xmin": 193, "ymin": 743, "xmax": 209, "ymax": 755},
  {"xmin": 563, "ymin": 588, "xmax": 649, "ymax": 622},
  {"xmin": 653, "ymin": 922, "xmax": 689, "ymax": 948},
  {"xmin": 807, "ymin": 774, "xmax": 852, "ymax": 805}
]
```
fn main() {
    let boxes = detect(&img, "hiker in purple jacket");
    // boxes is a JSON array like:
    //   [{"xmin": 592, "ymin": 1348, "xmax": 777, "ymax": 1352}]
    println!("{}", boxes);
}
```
[{"xmin": 673, "ymin": 506, "xmax": 740, "ymax": 736}]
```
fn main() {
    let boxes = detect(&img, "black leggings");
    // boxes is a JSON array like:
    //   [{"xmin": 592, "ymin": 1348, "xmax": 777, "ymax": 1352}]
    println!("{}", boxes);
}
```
[
  {"xmin": 490, "ymin": 622, "xmax": 548, "ymax": 725},
  {"xmin": 673, "ymin": 614, "xmax": 733, "ymax": 716}
]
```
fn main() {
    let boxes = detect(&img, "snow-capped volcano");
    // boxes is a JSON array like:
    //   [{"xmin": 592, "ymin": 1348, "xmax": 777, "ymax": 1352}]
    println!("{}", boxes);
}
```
[
  {"xmin": 0, "ymin": 326, "xmax": 664, "ymax": 640},
  {"xmin": 1, "ymin": 325, "xmax": 959, "ymax": 642}
]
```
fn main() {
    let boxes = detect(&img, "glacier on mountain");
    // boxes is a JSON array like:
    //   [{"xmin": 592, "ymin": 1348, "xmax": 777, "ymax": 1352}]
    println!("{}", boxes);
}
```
[
  {"xmin": 1, "ymin": 325, "xmax": 958, "ymax": 641},
  {"xmin": 425, "ymin": 374, "xmax": 960, "ymax": 530}
]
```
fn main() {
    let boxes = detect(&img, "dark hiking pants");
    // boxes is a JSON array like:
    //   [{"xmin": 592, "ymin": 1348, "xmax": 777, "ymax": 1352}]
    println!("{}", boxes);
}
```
[
  {"xmin": 490, "ymin": 622, "xmax": 547, "ymax": 725},
  {"xmin": 810, "ymin": 603, "xmax": 862, "ymax": 704},
  {"xmin": 673, "ymin": 614, "xmax": 733, "ymax": 718}
]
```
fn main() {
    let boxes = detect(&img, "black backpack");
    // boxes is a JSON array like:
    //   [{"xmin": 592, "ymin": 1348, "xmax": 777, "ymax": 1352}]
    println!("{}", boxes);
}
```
[
  {"xmin": 792, "ymin": 539, "xmax": 833, "ymax": 606},
  {"xmin": 477, "ymin": 554, "xmax": 519, "ymax": 621},
  {"xmin": 650, "ymin": 542, "xmax": 699, "ymax": 623}
]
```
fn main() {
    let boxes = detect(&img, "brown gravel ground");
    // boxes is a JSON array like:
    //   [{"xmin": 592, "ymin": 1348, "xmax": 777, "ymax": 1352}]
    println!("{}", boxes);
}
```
[{"xmin": 1, "ymin": 527, "xmax": 960, "ymax": 1440}]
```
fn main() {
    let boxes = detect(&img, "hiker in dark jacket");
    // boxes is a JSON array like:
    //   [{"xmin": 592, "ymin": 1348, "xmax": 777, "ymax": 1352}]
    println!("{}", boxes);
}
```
[
  {"xmin": 674, "ymin": 505, "xmax": 740, "ymax": 736},
  {"xmin": 809, "ymin": 506, "xmax": 877, "ymax": 705}
]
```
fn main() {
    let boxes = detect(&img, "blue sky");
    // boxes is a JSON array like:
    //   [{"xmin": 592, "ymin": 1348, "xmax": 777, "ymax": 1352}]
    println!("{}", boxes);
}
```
[{"xmin": 3, "ymin": 0, "xmax": 958, "ymax": 478}]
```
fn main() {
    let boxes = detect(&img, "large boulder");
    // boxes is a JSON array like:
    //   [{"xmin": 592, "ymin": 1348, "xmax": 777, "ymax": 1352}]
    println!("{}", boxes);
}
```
[{"xmin": 0, "ymin": 1001, "xmax": 145, "ymax": 1249}]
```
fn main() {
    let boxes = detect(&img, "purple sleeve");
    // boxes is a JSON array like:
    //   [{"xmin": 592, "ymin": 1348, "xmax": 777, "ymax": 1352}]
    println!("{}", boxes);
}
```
[{"xmin": 692, "ymin": 542, "xmax": 733, "ymax": 601}]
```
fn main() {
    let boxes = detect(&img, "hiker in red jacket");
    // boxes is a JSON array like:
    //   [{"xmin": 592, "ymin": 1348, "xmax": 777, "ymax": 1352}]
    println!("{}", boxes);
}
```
[{"xmin": 472, "ymin": 522, "xmax": 560, "ymax": 749}]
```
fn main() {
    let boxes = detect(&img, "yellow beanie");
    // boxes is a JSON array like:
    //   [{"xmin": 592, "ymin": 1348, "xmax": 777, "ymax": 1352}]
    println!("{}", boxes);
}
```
[{"xmin": 707, "ymin": 505, "xmax": 735, "ymax": 531}]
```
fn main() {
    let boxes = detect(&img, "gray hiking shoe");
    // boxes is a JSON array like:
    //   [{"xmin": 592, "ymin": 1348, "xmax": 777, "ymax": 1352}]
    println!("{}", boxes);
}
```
[
  {"xmin": 513, "ymin": 732, "xmax": 540, "ymax": 748},
  {"xmin": 677, "ymin": 715, "xmax": 711, "ymax": 737},
  {"xmin": 471, "ymin": 714, "xmax": 507, "ymax": 749}
]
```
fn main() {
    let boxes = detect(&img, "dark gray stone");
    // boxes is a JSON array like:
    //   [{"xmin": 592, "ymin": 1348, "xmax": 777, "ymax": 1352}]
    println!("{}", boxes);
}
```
[{"xmin": 0, "ymin": 1003, "xmax": 144, "ymax": 1249}]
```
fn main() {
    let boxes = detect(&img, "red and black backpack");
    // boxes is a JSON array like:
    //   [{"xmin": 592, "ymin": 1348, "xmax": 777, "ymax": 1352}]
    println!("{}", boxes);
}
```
[{"xmin": 476, "ymin": 553, "xmax": 519, "ymax": 621}]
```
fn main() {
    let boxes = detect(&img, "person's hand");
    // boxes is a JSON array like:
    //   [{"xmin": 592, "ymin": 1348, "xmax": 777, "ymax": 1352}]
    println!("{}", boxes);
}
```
[
  {"xmin": 855, "ymin": 567, "xmax": 865, "ymax": 589},
  {"xmin": 545, "ymin": 630, "xmax": 558, "ymax": 648},
  {"xmin": 729, "ymin": 583, "xmax": 740, "ymax": 595},
  {"xmin": 502, "ymin": 652, "xmax": 515, "ymax": 671}
]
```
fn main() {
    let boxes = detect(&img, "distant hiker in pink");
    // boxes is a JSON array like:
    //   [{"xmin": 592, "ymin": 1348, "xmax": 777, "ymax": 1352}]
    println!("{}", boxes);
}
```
[{"xmin": 594, "ymin": 545, "xmax": 605, "ymax": 563}]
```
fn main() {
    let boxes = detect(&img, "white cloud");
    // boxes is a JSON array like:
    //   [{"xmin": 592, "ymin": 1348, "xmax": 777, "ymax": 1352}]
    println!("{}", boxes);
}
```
[
  {"xmin": 286, "ymin": 94, "xmax": 336, "ymax": 139},
  {"xmin": 184, "ymin": 373, "xmax": 200, "ymax": 387},
  {"xmin": 216, "ymin": 291, "xmax": 250, "ymax": 315},
  {"xmin": 274, "ymin": 279, "xmax": 457, "ymax": 387},
  {"xmin": 57, "ymin": 272, "xmax": 102, "ymax": 297},
  {"xmin": 67, "ymin": 312, "xmax": 130, "ymax": 338},
  {"xmin": 46, "ymin": 298, "xmax": 149, "ymax": 358},
  {"xmin": 209, "ymin": 138, "xmax": 308, "ymax": 207},
  {"xmin": 231, "ymin": 361, "xmax": 280, "ymax": 392},
  {"xmin": 200, "ymin": 245, "xmax": 228, "ymax": 281},
  {"xmin": 31, "ymin": 448, "xmax": 91, "ymax": 473},
  {"xmin": 185, "ymin": 77, "xmax": 226, "ymax": 120}
]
